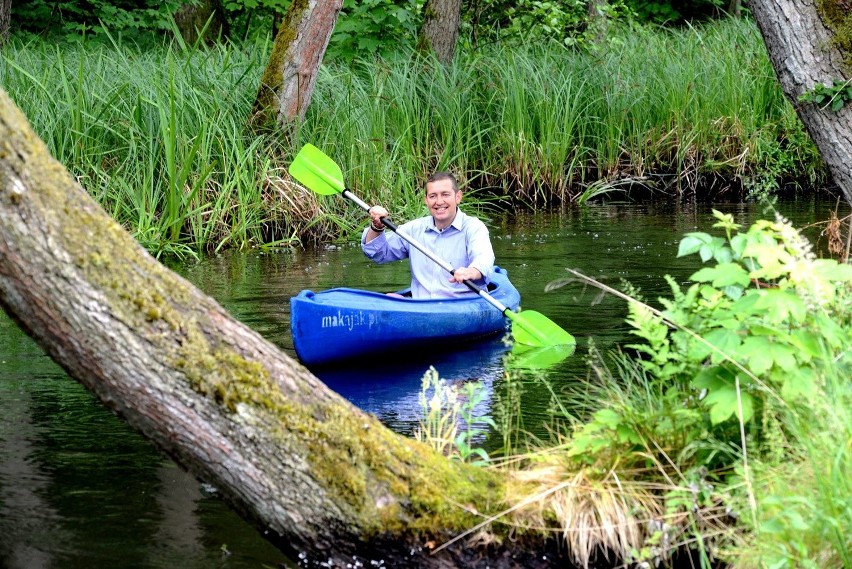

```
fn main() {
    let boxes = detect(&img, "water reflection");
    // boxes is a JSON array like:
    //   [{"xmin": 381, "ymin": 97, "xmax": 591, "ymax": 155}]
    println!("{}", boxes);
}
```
[
  {"xmin": 317, "ymin": 337, "xmax": 512, "ymax": 434},
  {"xmin": 0, "ymin": 318, "xmax": 287, "ymax": 569},
  {"xmin": 0, "ymin": 380, "xmax": 64, "ymax": 569}
]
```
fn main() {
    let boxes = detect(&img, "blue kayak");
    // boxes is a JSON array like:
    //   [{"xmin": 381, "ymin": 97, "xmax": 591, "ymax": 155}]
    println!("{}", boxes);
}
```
[{"xmin": 290, "ymin": 266, "xmax": 521, "ymax": 366}]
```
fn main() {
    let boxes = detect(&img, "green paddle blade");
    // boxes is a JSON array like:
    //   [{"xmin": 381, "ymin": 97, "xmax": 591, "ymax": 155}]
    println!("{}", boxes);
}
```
[
  {"xmin": 507, "ymin": 342, "xmax": 576, "ymax": 371},
  {"xmin": 288, "ymin": 143, "xmax": 345, "ymax": 195},
  {"xmin": 507, "ymin": 309, "xmax": 576, "ymax": 348}
]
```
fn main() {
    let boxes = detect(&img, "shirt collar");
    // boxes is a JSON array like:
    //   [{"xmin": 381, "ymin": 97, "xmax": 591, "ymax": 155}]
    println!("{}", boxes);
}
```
[{"xmin": 428, "ymin": 209, "xmax": 465, "ymax": 233}]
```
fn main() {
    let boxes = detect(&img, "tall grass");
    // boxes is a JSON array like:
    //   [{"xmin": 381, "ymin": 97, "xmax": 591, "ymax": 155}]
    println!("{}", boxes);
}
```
[
  {"xmin": 733, "ymin": 365, "xmax": 852, "ymax": 568},
  {"xmin": 0, "ymin": 18, "xmax": 822, "ymax": 254}
]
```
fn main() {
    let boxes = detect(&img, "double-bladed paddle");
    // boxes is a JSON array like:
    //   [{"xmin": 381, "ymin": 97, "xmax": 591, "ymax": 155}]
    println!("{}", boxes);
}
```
[{"xmin": 288, "ymin": 143, "xmax": 575, "ymax": 348}]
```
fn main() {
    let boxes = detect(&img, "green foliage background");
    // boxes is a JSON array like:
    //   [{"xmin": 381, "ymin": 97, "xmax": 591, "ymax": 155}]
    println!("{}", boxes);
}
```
[{"xmin": 11, "ymin": 0, "xmax": 741, "ymax": 56}]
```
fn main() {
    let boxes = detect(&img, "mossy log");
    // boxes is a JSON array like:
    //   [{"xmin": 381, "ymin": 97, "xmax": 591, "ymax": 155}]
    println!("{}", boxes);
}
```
[
  {"xmin": 0, "ymin": 91, "xmax": 567, "ymax": 567},
  {"xmin": 252, "ymin": 0, "xmax": 343, "ymax": 126},
  {"xmin": 750, "ymin": 0, "xmax": 852, "ymax": 204}
]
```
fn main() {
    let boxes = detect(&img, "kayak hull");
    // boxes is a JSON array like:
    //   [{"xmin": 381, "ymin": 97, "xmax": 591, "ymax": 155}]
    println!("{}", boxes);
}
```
[{"xmin": 290, "ymin": 267, "xmax": 521, "ymax": 366}]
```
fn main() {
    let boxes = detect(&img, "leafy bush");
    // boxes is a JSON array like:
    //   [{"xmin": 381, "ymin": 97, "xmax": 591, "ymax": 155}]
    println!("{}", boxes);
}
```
[
  {"xmin": 538, "ymin": 212, "xmax": 852, "ymax": 565},
  {"xmin": 12, "ymin": 0, "xmax": 184, "ymax": 43},
  {"xmin": 562, "ymin": 210, "xmax": 850, "ymax": 464},
  {"xmin": 622, "ymin": 0, "xmax": 727, "ymax": 23},
  {"xmin": 663, "ymin": 210, "xmax": 852, "ymax": 426},
  {"xmin": 466, "ymin": 0, "xmax": 634, "ymax": 49},
  {"xmin": 326, "ymin": 0, "xmax": 423, "ymax": 61}
]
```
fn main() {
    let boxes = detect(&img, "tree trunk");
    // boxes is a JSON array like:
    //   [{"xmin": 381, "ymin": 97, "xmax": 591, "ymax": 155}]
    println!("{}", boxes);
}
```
[
  {"xmin": 748, "ymin": 0, "xmax": 852, "ymax": 204},
  {"xmin": 727, "ymin": 0, "xmax": 742, "ymax": 16},
  {"xmin": 0, "ymin": 0, "xmax": 11, "ymax": 47},
  {"xmin": 0, "ymin": 89, "xmax": 566, "ymax": 567},
  {"xmin": 586, "ymin": 0, "xmax": 609, "ymax": 43},
  {"xmin": 417, "ymin": 0, "xmax": 462, "ymax": 64},
  {"xmin": 252, "ymin": 0, "xmax": 342, "ymax": 127},
  {"xmin": 173, "ymin": 0, "xmax": 230, "ymax": 45}
]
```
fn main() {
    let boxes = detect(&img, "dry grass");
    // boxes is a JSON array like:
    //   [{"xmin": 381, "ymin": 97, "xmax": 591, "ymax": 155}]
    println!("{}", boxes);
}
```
[
  {"xmin": 434, "ymin": 445, "xmax": 734, "ymax": 568},
  {"xmin": 505, "ymin": 463, "xmax": 659, "ymax": 567}
]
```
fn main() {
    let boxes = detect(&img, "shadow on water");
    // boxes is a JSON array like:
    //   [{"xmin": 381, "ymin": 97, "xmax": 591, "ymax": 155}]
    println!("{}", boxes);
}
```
[{"xmin": 0, "ymin": 316, "xmax": 288, "ymax": 569}]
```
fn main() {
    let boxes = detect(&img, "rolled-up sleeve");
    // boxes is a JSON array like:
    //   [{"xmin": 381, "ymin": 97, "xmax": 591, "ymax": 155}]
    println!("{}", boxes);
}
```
[
  {"xmin": 361, "ymin": 227, "xmax": 410, "ymax": 263},
  {"xmin": 465, "ymin": 217, "xmax": 495, "ymax": 282}
]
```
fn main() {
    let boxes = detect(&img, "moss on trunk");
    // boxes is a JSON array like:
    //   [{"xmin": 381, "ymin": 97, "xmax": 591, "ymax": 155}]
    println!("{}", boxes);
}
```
[
  {"xmin": 817, "ymin": 0, "xmax": 852, "ymax": 68},
  {"xmin": 251, "ymin": 0, "xmax": 310, "ymax": 129},
  {"xmin": 1, "ymin": 89, "xmax": 556, "ymax": 567}
]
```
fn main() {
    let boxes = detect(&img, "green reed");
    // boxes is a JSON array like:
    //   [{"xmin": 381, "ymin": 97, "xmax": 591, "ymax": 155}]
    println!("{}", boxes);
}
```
[
  {"xmin": 733, "ymin": 364, "xmax": 852, "ymax": 568},
  {"xmin": 0, "ymin": 18, "xmax": 819, "ymax": 254}
]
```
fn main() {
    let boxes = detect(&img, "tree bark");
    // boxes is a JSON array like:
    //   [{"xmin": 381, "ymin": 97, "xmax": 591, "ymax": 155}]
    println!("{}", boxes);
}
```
[
  {"xmin": 0, "ymin": 0, "xmax": 11, "ymax": 47},
  {"xmin": 252, "ymin": 0, "xmax": 342, "ymax": 127},
  {"xmin": 727, "ymin": 0, "xmax": 742, "ymax": 16},
  {"xmin": 418, "ymin": 0, "xmax": 462, "ymax": 64},
  {"xmin": 748, "ymin": 0, "xmax": 852, "ymax": 204},
  {"xmin": 586, "ymin": 0, "xmax": 609, "ymax": 44},
  {"xmin": 173, "ymin": 0, "xmax": 230, "ymax": 46},
  {"xmin": 0, "ymin": 89, "xmax": 566, "ymax": 567}
]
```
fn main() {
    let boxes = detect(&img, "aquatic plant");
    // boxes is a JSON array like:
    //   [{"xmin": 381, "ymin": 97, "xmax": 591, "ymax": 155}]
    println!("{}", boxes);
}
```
[{"xmin": 414, "ymin": 366, "xmax": 494, "ymax": 465}]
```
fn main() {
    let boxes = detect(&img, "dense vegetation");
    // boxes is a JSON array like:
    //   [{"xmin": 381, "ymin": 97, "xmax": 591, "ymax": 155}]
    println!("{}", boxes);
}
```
[
  {"xmin": 11, "ymin": 0, "xmax": 738, "ymax": 52},
  {"xmin": 0, "ymin": 18, "xmax": 825, "ymax": 257},
  {"xmin": 482, "ymin": 213, "xmax": 852, "ymax": 567},
  {"xmin": 3, "ymin": 2, "xmax": 850, "ymax": 567}
]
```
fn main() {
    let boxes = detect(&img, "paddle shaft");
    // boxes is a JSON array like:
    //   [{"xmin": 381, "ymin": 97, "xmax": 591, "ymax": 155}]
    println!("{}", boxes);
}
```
[{"xmin": 343, "ymin": 189, "xmax": 512, "ymax": 316}]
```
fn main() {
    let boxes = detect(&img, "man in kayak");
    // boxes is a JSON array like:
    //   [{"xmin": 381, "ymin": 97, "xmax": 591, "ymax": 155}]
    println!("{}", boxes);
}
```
[{"xmin": 362, "ymin": 172, "xmax": 495, "ymax": 299}]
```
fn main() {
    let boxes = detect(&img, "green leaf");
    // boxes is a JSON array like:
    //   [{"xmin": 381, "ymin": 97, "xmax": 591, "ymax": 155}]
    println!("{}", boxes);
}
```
[
  {"xmin": 357, "ymin": 37, "xmax": 381, "ymax": 50},
  {"xmin": 754, "ymin": 290, "xmax": 807, "ymax": 323},
  {"xmin": 690, "ymin": 267, "xmax": 717, "ymax": 282},
  {"xmin": 678, "ymin": 233, "xmax": 711, "ymax": 257},
  {"xmin": 813, "ymin": 313, "xmax": 847, "ymax": 348},
  {"xmin": 704, "ymin": 328, "xmax": 742, "ymax": 363},
  {"xmin": 593, "ymin": 408, "xmax": 621, "ymax": 428},
  {"xmin": 812, "ymin": 259, "xmax": 852, "ymax": 281},
  {"xmin": 616, "ymin": 424, "xmax": 641, "ymax": 444},
  {"xmin": 714, "ymin": 246, "xmax": 733, "ymax": 264},
  {"xmin": 690, "ymin": 262, "xmax": 751, "ymax": 288},
  {"xmin": 693, "ymin": 365, "xmax": 735, "ymax": 390},
  {"xmin": 730, "ymin": 233, "xmax": 748, "ymax": 258},
  {"xmin": 730, "ymin": 291, "xmax": 760, "ymax": 315},
  {"xmin": 790, "ymin": 330, "xmax": 823, "ymax": 360},
  {"xmin": 703, "ymin": 383, "xmax": 754, "ymax": 424},
  {"xmin": 721, "ymin": 285, "xmax": 744, "ymax": 300},
  {"xmin": 740, "ymin": 336, "xmax": 774, "ymax": 374},
  {"xmin": 777, "ymin": 369, "xmax": 814, "ymax": 401}
]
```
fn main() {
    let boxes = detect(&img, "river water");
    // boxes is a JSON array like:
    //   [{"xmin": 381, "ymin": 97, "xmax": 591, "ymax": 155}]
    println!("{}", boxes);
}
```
[{"xmin": 0, "ymin": 197, "xmax": 845, "ymax": 567}]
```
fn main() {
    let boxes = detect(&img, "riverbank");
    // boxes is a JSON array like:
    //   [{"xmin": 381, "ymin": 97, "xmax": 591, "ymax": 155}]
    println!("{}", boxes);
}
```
[{"xmin": 0, "ymin": 17, "xmax": 828, "ymax": 256}]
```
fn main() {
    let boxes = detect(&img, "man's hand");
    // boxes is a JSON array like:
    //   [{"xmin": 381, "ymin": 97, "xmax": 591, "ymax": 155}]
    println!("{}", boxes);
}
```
[
  {"xmin": 365, "ymin": 206, "xmax": 389, "ymax": 243},
  {"xmin": 368, "ymin": 206, "xmax": 389, "ymax": 229},
  {"xmin": 450, "ymin": 267, "xmax": 482, "ymax": 283}
]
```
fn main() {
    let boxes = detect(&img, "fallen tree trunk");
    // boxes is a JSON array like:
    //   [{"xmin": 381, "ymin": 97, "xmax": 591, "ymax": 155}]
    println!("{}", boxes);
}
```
[{"xmin": 0, "ymin": 90, "xmax": 557, "ymax": 567}]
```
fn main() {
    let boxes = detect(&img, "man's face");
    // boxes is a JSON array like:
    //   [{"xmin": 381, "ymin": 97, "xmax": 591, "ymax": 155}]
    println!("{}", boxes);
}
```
[{"xmin": 425, "ymin": 178, "xmax": 461, "ymax": 229}]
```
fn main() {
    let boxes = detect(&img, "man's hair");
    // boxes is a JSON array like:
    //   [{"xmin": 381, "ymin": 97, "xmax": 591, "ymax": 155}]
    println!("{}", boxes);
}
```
[{"xmin": 426, "ymin": 171, "xmax": 459, "ymax": 192}]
